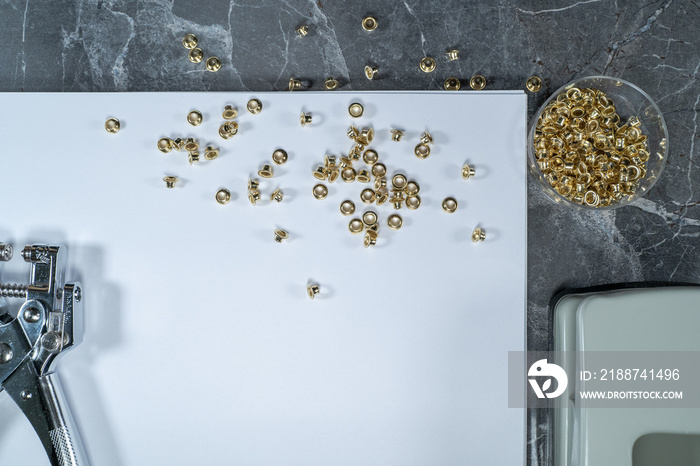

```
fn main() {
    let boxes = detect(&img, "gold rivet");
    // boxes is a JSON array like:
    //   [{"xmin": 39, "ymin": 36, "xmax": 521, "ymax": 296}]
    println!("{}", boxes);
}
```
[
  {"xmin": 312, "ymin": 184, "xmax": 328, "ymax": 199},
  {"xmin": 313, "ymin": 166, "xmax": 328, "ymax": 181},
  {"xmin": 391, "ymin": 129, "xmax": 404, "ymax": 142},
  {"xmin": 444, "ymin": 76, "xmax": 461, "ymax": 91},
  {"xmin": 445, "ymin": 49, "xmax": 459, "ymax": 61},
  {"xmin": 105, "ymin": 117, "xmax": 120, "ymax": 133},
  {"xmin": 420, "ymin": 131, "xmax": 433, "ymax": 145},
  {"xmin": 270, "ymin": 188, "xmax": 284, "ymax": 202},
  {"xmin": 188, "ymin": 151, "xmax": 199, "ymax": 164},
  {"xmin": 219, "ymin": 121, "xmax": 238, "ymax": 139},
  {"xmin": 340, "ymin": 156, "xmax": 354, "ymax": 168},
  {"xmin": 327, "ymin": 168, "xmax": 339, "ymax": 183},
  {"xmin": 375, "ymin": 188, "xmax": 389, "ymax": 206},
  {"xmin": 163, "ymin": 176, "xmax": 178, "ymax": 188},
  {"xmin": 371, "ymin": 163, "xmax": 387, "ymax": 178},
  {"xmin": 258, "ymin": 164, "xmax": 274, "ymax": 178},
  {"xmin": 364, "ymin": 65, "xmax": 378, "ymax": 80},
  {"xmin": 300, "ymin": 112, "xmax": 312, "ymax": 127},
  {"xmin": 307, "ymin": 283, "xmax": 320, "ymax": 299},
  {"xmin": 387, "ymin": 214, "xmax": 403, "ymax": 230},
  {"xmin": 360, "ymin": 188, "xmax": 376, "ymax": 204},
  {"xmin": 363, "ymin": 230, "xmax": 378, "ymax": 248},
  {"xmin": 182, "ymin": 34, "xmax": 198, "ymax": 49},
  {"xmin": 188, "ymin": 47, "xmax": 204, "ymax": 63},
  {"xmin": 348, "ymin": 218, "xmax": 364, "ymax": 234},
  {"xmin": 471, "ymin": 227, "xmax": 486, "ymax": 243},
  {"xmin": 350, "ymin": 146, "xmax": 362, "ymax": 160},
  {"xmin": 341, "ymin": 167, "xmax": 356, "ymax": 183},
  {"xmin": 289, "ymin": 78, "xmax": 301, "ymax": 91},
  {"xmin": 389, "ymin": 192, "xmax": 404, "ymax": 210},
  {"xmin": 374, "ymin": 177, "xmax": 387, "ymax": 190},
  {"xmin": 205, "ymin": 56, "xmax": 221, "ymax": 72},
  {"xmin": 296, "ymin": 25, "xmax": 309, "ymax": 37},
  {"xmin": 362, "ymin": 211, "xmax": 378, "ymax": 226},
  {"xmin": 442, "ymin": 197, "xmax": 458, "ymax": 213},
  {"xmin": 405, "ymin": 180, "xmax": 420, "ymax": 196},
  {"xmin": 272, "ymin": 149, "xmax": 288, "ymax": 165},
  {"xmin": 215, "ymin": 188, "xmax": 231, "ymax": 204},
  {"xmin": 172, "ymin": 138, "xmax": 185, "ymax": 151},
  {"xmin": 222, "ymin": 105, "xmax": 238, "ymax": 119},
  {"xmin": 247, "ymin": 99, "xmax": 262, "ymax": 114},
  {"xmin": 414, "ymin": 143, "xmax": 430, "ymax": 159},
  {"xmin": 362, "ymin": 149, "xmax": 378, "ymax": 165},
  {"xmin": 340, "ymin": 200, "xmax": 356, "ymax": 215},
  {"xmin": 462, "ymin": 164, "xmax": 475, "ymax": 180},
  {"xmin": 347, "ymin": 125, "xmax": 360, "ymax": 140},
  {"xmin": 204, "ymin": 146, "xmax": 220, "ymax": 160},
  {"xmin": 219, "ymin": 124, "xmax": 233, "ymax": 140},
  {"xmin": 419, "ymin": 57, "xmax": 436, "ymax": 73},
  {"xmin": 357, "ymin": 169, "xmax": 371, "ymax": 183},
  {"xmin": 157, "ymin": 137, "xmax": 172, "ymax": 153},
  {"xmin": 324, "ymin": 155, "xmax": 337, "ymax": 168},
  {"xmin": 274, "ymin": 229, "xmax": 289, "ymax": 243},
  {"xmin": 248, "ymin": 179, "xmax": 259, "ymax": 191},
  {"xmin": 183, "ymin": 137, "xmax": 198, "ymax": 152},
  {"xmin": 360, "ymin": 128, "xmax": 374, "ymax": 144},
  {"xmin": 324, "ymin": 77, "xmax": 339, "ymax": 90},
  {"xmin": 362, "ymin": 16, "xmax": 377, "ymax": 31},
  {"xmin": 248, "ymin": 189, "xmax": 261, "ymax": 205},
  {"xmin": 187, "ymin": 110, "xmax": 203, "ymax": 126},
  {"xmin": 406, "ymin": 195, "xmax": 421, "ymax": 210},
  {"xmin": 469, "ymin": 74, "xmax": 486, "ymax": 90},
  {"xmin": 391, "ymin": 174, "xmax": 407, "ymax": 190},
  {"xmin": 526, "ymin": 76, "xmax": 542, "ymax": 93},
  {"xmin": 348, "ymin": 103, "xmax": 364, "ymax": 118}
]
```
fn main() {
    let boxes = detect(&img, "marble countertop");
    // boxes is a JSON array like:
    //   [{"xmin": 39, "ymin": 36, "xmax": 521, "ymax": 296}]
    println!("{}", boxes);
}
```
[{"xmin": 2, "ymin": 0, "xmax": 698, "ymax": 464}]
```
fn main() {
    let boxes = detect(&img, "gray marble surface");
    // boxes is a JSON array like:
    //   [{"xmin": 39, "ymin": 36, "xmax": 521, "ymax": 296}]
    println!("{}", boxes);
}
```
[{"xmin": 2, "ymin": 0, "xmax": 699, "ymax": 464}]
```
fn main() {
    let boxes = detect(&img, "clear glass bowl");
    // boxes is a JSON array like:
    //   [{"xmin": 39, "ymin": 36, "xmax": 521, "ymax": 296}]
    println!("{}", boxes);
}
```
[{"xmin": 528, "ymin": 76, "xmax": 668, "ymax": 210}]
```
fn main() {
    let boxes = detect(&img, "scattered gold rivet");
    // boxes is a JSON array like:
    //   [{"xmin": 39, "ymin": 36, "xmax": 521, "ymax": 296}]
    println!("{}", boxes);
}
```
[
  {"xmin": 327, "ymin": 168, "xmax": 339, "ymax": 183},
  {"xmin": 325, "ymin": 155, "xmax": 337, "ymax": 168},
  {"xmin": 526, "ymin": 76, "xmax": 542, "ymax": 93},
  {"xmin": 187, "ymin": 110, "xmax": 203, "ymax": 126},
  {"xmin": 215, "ymin": 188, "xmax": 231, "ymax": 204},
  {"xmin": 163, "ymin": 176, "xmax": 178, "ymax": 188},
  {"xmin": 391, "ymin": 174, "xmax": 407, "ymax": 190},
  {"xmin": 406, "ymin": 195, "xmax": 421, "ymax": 210},
  {"xmin": 297, "ymin": 25, "xmax": 310, "ymax": 37},
  {"xmin": 364, "ymin": 65, "xmax": 378, "ymax": 80},
  {"xmin": 363, "ymin": 149, "xmax": 378, "ymax": 165},
  {"xmin": 188, "ymin": 47, "xmax": 204, "ymax": 63},
  {"xmin": 470, "ymin": 74, "xmax": 486, "ymax": 90},
  {"xmin": 188, "ymin": 151, "xmax": 199, "ymax": 164},
  {"xmin": 224, "ymin": 121, "xmax": 238, "ymax": 135},
  {"xmin": 274, "ymin": 229, "xmax": 289, "ymax": 243},
  {"xmin": 444, "ymin": 76, "xmax": 461, "ymax": 91},
  {"xmin": 219, "ymin": 124, "xmax": 234, "ymax": 139},
  {"xmin": 182, "ymin": 33, "xmax": 198, "ymax": 49},
  {"xmin": 347, "ymin": 125, "xmax": 360, "ymax": 140},
  {"xmin": 340, "ymin": 200, "xmax": 356, "ymax": 216},
  {"xmin": 204, "ymin": 146, "xmax": 220, "ymax": 160},
  {"xmin": 313, "ymin": 167, "xmax": 328, "ymax": 180},
  {"xmin": 270, "ymin": 188, "xmax": 284, "ymax": 202},
  {"xmin": 362, "ymin": 16, "xmax": 377, "ymax": 31},
  {"xmin": 248, "ymin": 179, "xmax": 259, "ymax": 191},
  {"xmin": 360, "ymin": 128, "xmax": 374, "ymax": 144},
  {"xmin": 272, "ymin": 149, "xmax": 288, "ymax": 165},
  {"xmin": 374, "ymin": 177, "xmax": 387, "ymax": 190},
  {"xmin": 419, "ymin": 57, "xmax": 436, "ymax": 73},
  {"xmin": 205, "ymin": 56, "xmax": 221, "ymax": 72},
  {"xmin": 445, "ymin": 49, "xmax": 459, "ymax": 61},
  {"xmin": 105, "ymin": 117, "xmax": 120, "ymax": 133},
  {"xmin": 389, "ymin": 192, "xmax": 404, "ymax": 210},
  {"xmin": 348, "ymin": 218, "xmax": 364, "ymax": 234},
  {"xmin": 363, "ymin": 231, "xmax": 378, "ymax": 248},
  {"xmin": 288, "ymin": 77, "xmax": 302, "ymax": 91},
  {"xmin": 420, "ymin": 131, "xmax": 433, "ymax": 145},
  {"xmin": 362, "ymin": 211, "xmax": 378, "ymax": 226},
  {"xmin": 247, "ymin": 98, "xmax": 262, "ymax": 114},
  {"xmin": 157, "ymin": 137, "xmax": 172, "ymax": 153},
  {"xmin": 371, "ymin": 163, "xmax": 387, "ymax": 178},
  {"xmin": 360, "ymin": 188, "xmax": 376, "ymax": 204},
  {"xmin": 324, "ymin": 77, "xmax": 339, "ymax": 90},
  {"xmin": 300, "ymin": 112, "xmax": 312, "ymax": 127},
  {"xmin": 472, "ymin": 227, "xmax": 486, "ymax": 243},
  {"xmin": 375, "ymin": 188, "xmax": 389, "ymax": 205},
  {"xmin": 183, "ymin": 138, "xmax": 198, "ymax": 152},
  {"xmin": 341, "ymin": 167, "xmax": 357, "ymax": 183},
  {"xmin": 357, "ymin": 169, "xmax": 371, "ymax": 183},
  {"xmin": 414, "ymin": 143, "xmax": 430, "ymax": 159},
  {"xmin": 307, "ymin": 283, "xmax": 320, "ymax": 299},
  {"xmin": 387, "ymin": 214, "xmax": 403, "ymax": 230},
  {"xmin": 462, "ymin": 164, "xmax": 476, "ymax": 180},
  {"xmin": 258, "ymin": 164, "xmax": 274, "ymax": 178},
  {"xmin": 222, "ymin": 105, "xmax": 238, "ymax": 119},
  {"xmin": 248, "ymin": 189, "xmax": 261, "ymax": 205},
  {"xmin": 172, "ymin": 138, "xmax": 185, "ymax": 151},
  {"xmin": 442, "ymin": 197, "xmax": 458, "ymax": 213},
  {"xmin": 312, "ymin": 184, "xmax": 328, "ymax": 200},
  {"xmin": 405, "ymin": 181, "xmax": 420, "ymax": 196},
  {"xmin": 348, "ymin": 102, "xmax": 364, "ymax": 118},
  {"xmin": 390, "ymin": 129, "xmax": 404, "ymax": 142}
]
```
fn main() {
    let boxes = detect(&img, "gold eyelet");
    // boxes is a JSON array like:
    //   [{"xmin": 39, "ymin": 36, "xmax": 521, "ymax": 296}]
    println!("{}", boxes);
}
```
[
  {"xmin": 391, "ymin": 174, "xmax": 407, "ymax": 190},
  {"xmin": 248, "ymin": 190, "xmax": 261, "ymax": 205},
  {"xmin": 526, "ymin": 76, "xmax": 542, "ymax": 93},
  {"xmin": 445, "ymin": 49, "xmax": 459, "ymax": 61},
  {"xmin": 363, "ymin": 231, "xmax": 377, "ymax": 248},
  {"xmin": 364, "ymin": 65, "xmax": 378, "ymax": 80},
  {"xmin": 444, "ymin": 76, "xmax": 461, "ymax": 91},
  {"xmin": 163, "ymin": 176, "xmax": 178, "ymax": 188},
  {"xmin": 340, "ymin": 200, "xmax": 356, "ymax": 216},
  {"xmin": 182, "ymin": 34, "xmax": 198, "ymax": 49},
  {"xmin": 183, "ymin": 138, "xmax": 198, "ymax": 152},
  {"xmin": 205, "ymin": 56, "xmax": 221, "ymax": 72},
  {"xmin": 349, "ymin": 218, "xmax": 364, "ymax": 234},
  {"xmin": 371, "ymin": 163, "xmax": 387, "ymax": 178},
  {"xmin": 362, "ymin": 149, "xmax": 378, "ymax": 165},
  {"xmin": 462, "ymin": 164, "xmax": 475, "ymax": 180},
  {"xmin": 222, "ymin": 105, "xmax": 238, "ymax": 119},
  {"xmin": 300, "ymin": 112, "xmax": 312, "ymax": 126},
  {"xmin": 362, "ymin": 211, "xmax": 378, "ymax": 226},
  {"xmin": 327, "ymin": 168, "xmax": 340, "ymax": 183},
  {"xmin": 375, "ymin": 188, "xmax": 389, "ymax": 206},
  {"xmin": 270, "ymin": 188, "xmax": 284, "ymax": 203},
  {"xmin": 157, "ymin": 138, "xmax": 172, "ymax": 153},
  {"xmin": 390, "ymin": 129, "xmax": 404, "ymax": 141},
  {"xmin": 419, "ymin": 57, "xmax": 436, "ymax": 73},
  {"xmin": 204, "ymin": 146, "xmax": 220, "ymax": 160},
  {"xmin": 105, "ymin": 117, "xmax": 120, "ymax": 133},
  {"xmin": 248, "ymin": 179, "xmax": 259, "ymax": 191},
  {"xmin": 312, "ymin": 184, "xmax": 328, "ymax": 199},
  {"xmin": 420, "ymin": 131, "xmax": 433, "ymax": 145},
  {"xmin": 406, "ymin": 195, "xmax": 421, "ymax": 210},
  {"xmin": 288, "ymin": 77, "xmax": 302, "ymax": 91},
  {"xmin": 362, "ymin": 16, "xmax": 377, "ymax": 31},
  {"xmin": 469, "ymin": 75, "xmax": 486, "ymax": 90},
  {"xmin": 247, "ymin": 99, "xmax": 263, "ymax": 114},
  {"xmin": 187, "ymin": 110, "xmax": 203, "ymax": 126},
  {"xmin": 188, "ymin": 151, "xmax": 199, "ymax": 164},
  {"xmin": 324, "ymin": 77, "xmax": 339, "ymax": 90},
  {"xmin": 274, "ymin": 229, "xmax": 289, "ymax": 243},
  {"xmin": 341, "ymin": 167, "xmax": 357, "ymax": 183},
  {"xmin": 405, "ymin": 181, "xmax": 420, "ymax": 196},
  {"xmin": 215, "ymin": 188, "xmax": 231, "ymax": 204},
  {"xmin": 442, "ymin": 197, "xmax": 458, "ymax": 213},
  {"xmin": 389, "ymin": 192, "xmax": 404, "ymax": 210},
  {"xmin": 356, "ymin": 169, "xmax": 371, "ymax": 183},
  {"xmin": 258, "ymin": 164, "xmax": 274, "ymax": 178},
  {"xmin": 387, "ymin": 214, "xmax": 403, "ymax": 230},
  {"xmin": 297, "ymin": 25, "xmax": 309, "ymax": 37},
  {"xmin": 374, "ymin": 177, "xmax": 387, "ymax": 190},
  {"xmin": 348, "ymin": 102, "xmax": 364, "ymax": 118},
  {"xmin": 272, "ymin": 149, "xmax": 288, "ymax": 165},
  {"xmin": 307, "ymin": 283, "xmax": 320, "ymax": 299},
  {"xmin": 360, "ymin": 188, "xmax": 376, "ymax": 204},
  {"xmin": 188, "ymin": 48, "xmax": 204, "ymax": 63},
  {"xmin": 414, "ymin": 143, "xmax": 430, "ymax": 159},
  {"xmin": 471, "ymin": 227, "xmax": 486, "ymax": 243}
]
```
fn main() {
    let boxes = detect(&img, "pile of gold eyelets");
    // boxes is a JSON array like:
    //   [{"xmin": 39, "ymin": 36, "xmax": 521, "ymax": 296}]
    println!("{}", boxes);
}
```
[
  {"xmin": 157, "ymin": 136, "xmax": 219, "ymax": 165},
  {"xmin": 533, "ymin": 87, "xmax": 649, "ymax": 207},
  {"xmin": 182, "ymin": 34, "xmax": 220, "ymax": 72}
]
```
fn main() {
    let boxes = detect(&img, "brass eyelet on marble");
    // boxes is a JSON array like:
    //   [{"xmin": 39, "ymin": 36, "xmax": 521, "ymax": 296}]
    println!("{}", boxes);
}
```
[
  {"xmin": 471, "ymin": 227, "xmax": 486, "ymax": 243},
  {"xmin": 462, "ymin": 164, "xmax": 475, "ymax": 180},
  {"xmin": 362, "ymin": 16, "xmax": 377, "ymax": 31},
  {"xmin": 248, "ymin": 189, "xmax": 261, "ymax": 205},
  {"xmin": 445, "ymin": 49, "xmax": 459, "ymax": 61},
  {"xmin": 420, "ymin": 131, "xmax": 433, "ymax": 145},
  {"xmin": 300, "ymin": 112, "xmax": 312, "ymax": 127},
  {"xmin": 374, "ymin": 177, "xmax": 387, "ymax": 190},
  {"xmin": 387, "ymin": 214, "xmax": 403, "ymax": 230},
  {"xmin": 390, "ymin": 129, "xmax": 404, "ymax": 142},
  {"xmin": 356, "ymin": 169, "xmax": 371, "ymax": 183},
  {"xmin": 371, "ymin": 163, "xmax": 387, "ymax": 178},
  {"xmin": 105, "ymin": 117, "xmax": 120, "ymax": 133},
  {"xmin": 362, "ymin": 149, "xmax": 378, "ymax": 165},
  {"xmin": 206, "ymin": 56, "xmax": 221, "ymax": 72},
  {"xmin": 375, "ymin": 188, "xmax": 389, "ymax": 206},
  {"xmin": 363, "ymin": 231, "xmax": 377, "ymax": 248},
  {"xmin": 307, "ymin": 283, "xmax": 320, "ymax": 299},
  {"xmin": 348, "ymin": 102, "xmax": 364, "ymax": 118},
  {"xmin": 247, "ymin": 98, "xmax": 263, "ymax": 114},
  {"xmin": 215, "ymin": 188, "xmax": 231, "ymax": 204},
  {"xmin": 405, "ymin": 181, "xmax": 420, "ymax": 196},
  {"xmin": 188, "ymin": 151, "xmax": 199, "ymax": 164},
  {"xmin": 414, "ymin": 143, "xmax": 430, "ymax": 159},
  {"xmin": 324, "ymin": 77, "xmax": 339, "ymax": 90},
  {"xmin": 364, "ymin": 65, "xmax": 378, "ymax": 80},
  {"xmin": 349, "ymin": 218, "xmax": 364, "ymax": 234},
  {"xmin": 297, "ymin": 25, "xmax": 310, "ymax": 37},
  {"xmin": 340, "ymin": 200, "xmax": 356, "ymax": 216},
  {"xmin": 469, "ymin": 74, "xmax": 486, "ymax": 90},
  {"xmin": 184, "ymin": 138, "xmax": 198, "ymax": 152},
  {"xmin": 163, "ymin": 176, "xmax": 178, "ymax": 188},
  {"xmin": 274, "ymin": 229, "xmax": 289, "ymax": 243},
  {"xmin": 182, "ymin": 33, "xmax": 198, "ymax": 49},
  {"xmin": 187, "ymin": 110, "xmax": 203, "ymax": 126},
  {"xmin": 258, "ymin": 165, "xmax": 274, "ymax": 178},
  {"xmin": 419, "ymin": 57, "xmax": 436, "ymax": 73},
  {"xmin": 360, "ymin": 188, "xmax": 376, "ymax": 204},
  {"xmin": 157, "ymin": 137, "xmax": 173, "ymax": 153},
  {"xmin": 313, "ymin": 166, "xmax": 328, "ymax": 181},
  {"xmin": 442, "ymin": 197, "xmax": 458, "ymax": 213},
  {"xmin": 270, "ymin": 188, "xmax": 284, "ymax": 202},
  {"xmin": 341, "ymin": 167, "xmax": 357, "ymax": 183},
  {"xmin": 289, "ymin": 77, "xmax": 302, "ymax": 91},
  {"xmin": 248, "ymin": 179, "xmax": 259, "ymax": 191},
  {"xmin": 272, "ymin": 149, "xmax": 288, "ymax": 165},
  {"xmin": 444, "ymin": 76, "xmax": 461, "ymax": 91},
  {"xmin": 391, "ymin": 174, "xmax": 407, "ymax": 190},
  {"xmin": 204, "ymin": 146, "xmax": 220, "ymax": 160},
  {"xmin": 406, "ymin": 195, "xmax": 421, "ymax": 210},
  {"xmin": 526, "ymin": 76, "xmax": 542, "ymax": 93},
  {"xmin": 312, "ymin": 184, "xmax": 328, "ymax": 199},
  {"xmin": 188, "ymin": 47, "xmax": 204, "ymax": 63},
  {"xmin": 222, "ymin": 105, "xmax": 238, "ymax": 119},
  {"xmin": 362, "ymin": 211, "xmax": 378, "ymax": 227}
]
